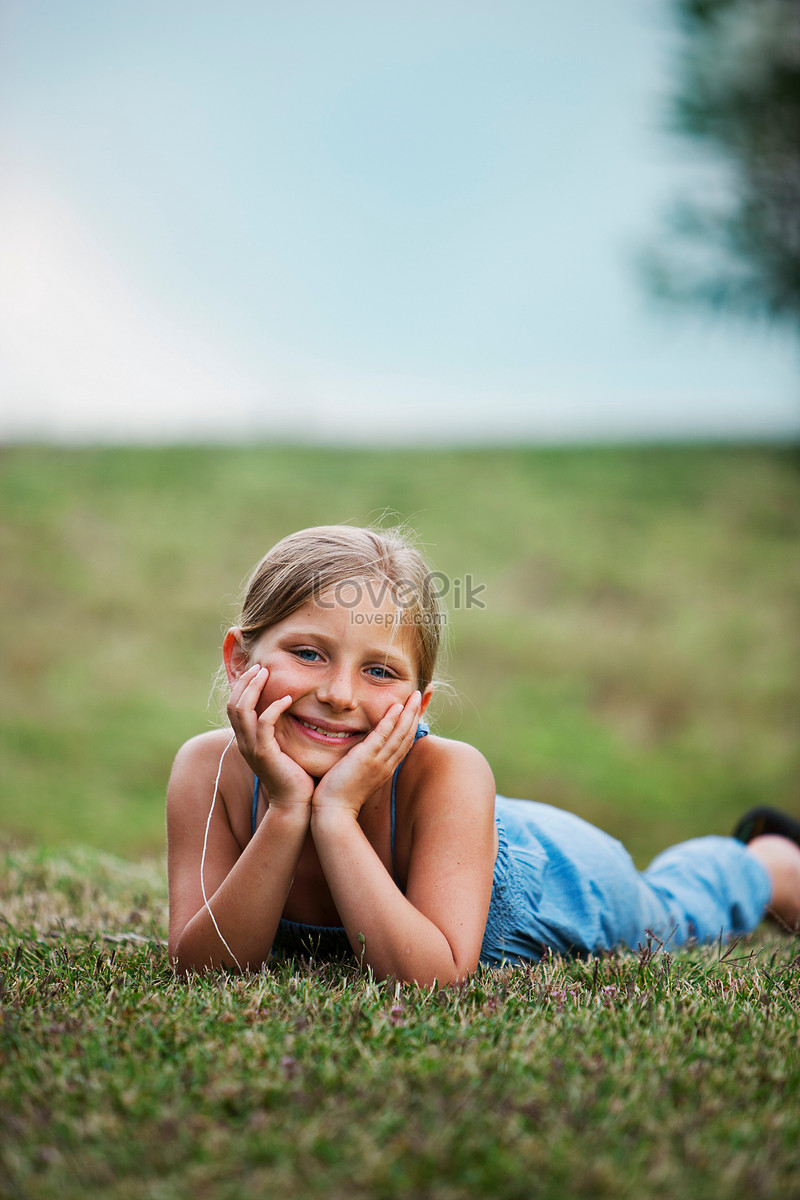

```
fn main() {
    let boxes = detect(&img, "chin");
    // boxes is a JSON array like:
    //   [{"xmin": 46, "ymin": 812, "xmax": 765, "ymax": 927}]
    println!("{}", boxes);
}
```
[
  {"xmin": 298, "ymin": 755, "xmax": 343, "ymax": 784},
  {"xmin": 277, "ymin": 734, "xmax": 347, "ymax": 777}
]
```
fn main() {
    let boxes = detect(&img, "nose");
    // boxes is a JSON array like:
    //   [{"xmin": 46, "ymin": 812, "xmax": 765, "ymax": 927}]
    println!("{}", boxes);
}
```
[{"xmin": 316, "ymin": 666, "xmax": 357, "ymax": 712}]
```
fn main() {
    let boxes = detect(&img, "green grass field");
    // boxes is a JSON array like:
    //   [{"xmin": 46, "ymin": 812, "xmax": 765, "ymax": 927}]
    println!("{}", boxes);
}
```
[
  {"xmin": 2, "ymin": 443, "xmax": 799, "ymax": 1198},
  {"xmin": 2, "ymin": 846, "xmax": 799, "ymax": 1199}
]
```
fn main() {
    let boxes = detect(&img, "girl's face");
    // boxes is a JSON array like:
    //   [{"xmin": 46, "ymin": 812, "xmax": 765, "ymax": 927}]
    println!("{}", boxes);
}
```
[{"xmin": 232, "ymin": 580, "xmax": 432, "ymax": 778}]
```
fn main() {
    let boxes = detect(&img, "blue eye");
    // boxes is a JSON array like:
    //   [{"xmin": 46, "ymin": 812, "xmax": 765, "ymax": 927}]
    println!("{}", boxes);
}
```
[
  {"xmin": 367, "ymin": 665, "xmax": 395, "ymax": 679},
  {"xmin": 294, "ymin": 648, "xmax": 321, "ymax": 662}
]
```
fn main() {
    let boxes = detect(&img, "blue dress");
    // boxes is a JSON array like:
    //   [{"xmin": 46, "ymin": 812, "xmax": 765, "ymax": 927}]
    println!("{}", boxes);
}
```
[{"xmin": 253, "ymin": 727, "xmax": 771, "ymax": 967}]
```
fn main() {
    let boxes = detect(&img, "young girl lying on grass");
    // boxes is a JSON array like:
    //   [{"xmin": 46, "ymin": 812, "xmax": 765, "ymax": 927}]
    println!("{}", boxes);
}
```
[{"xmin": 167, "ymin": 525, "xmax": 800, "ymax": 984}]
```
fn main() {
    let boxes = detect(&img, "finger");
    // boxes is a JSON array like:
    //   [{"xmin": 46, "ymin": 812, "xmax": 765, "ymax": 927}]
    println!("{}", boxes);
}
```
[
  {"xmin": 232, "ymin": 666, "xmax": 271, "ymax": 713},
  {"xmin": 240, "ymin": 664, "xmax": 270, "ymax": 700},
  {"xmin": 256, "ymin": 692, "xmax": 293, "ymax": 733},
  {"xmin": 390, "ymin": 692, "xmax": 423, "ymax": 751},
  {"xmin": 390, "ymin": 689, "xmax": 422, "ymax": 730},
  {"xmin": 227, "ymin": 667, "xmax": 271, "ymax": 748},
  {"xmin": 368, "ymin": 701, "xmax": 404, "ymax": 743},
  {"xmin": 227, "ymin": 663, "xmax": 265, "ymax": 711},
  {"xmin": 388, "ymin": 691, "xmax": 423, "ymax": 750},
  {"xmin": 233, "ymin": 662, "xmax": 264, "ymax": 686},
  {"xmin": 365, "ymin": 691, "xmax": 421, "ymax": 755}
]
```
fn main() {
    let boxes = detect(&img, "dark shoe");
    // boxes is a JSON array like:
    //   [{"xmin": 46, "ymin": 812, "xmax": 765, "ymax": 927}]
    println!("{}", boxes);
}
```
[{"xmin": 733, "ymin": 806, "xmax": 800, "ymax": 847}]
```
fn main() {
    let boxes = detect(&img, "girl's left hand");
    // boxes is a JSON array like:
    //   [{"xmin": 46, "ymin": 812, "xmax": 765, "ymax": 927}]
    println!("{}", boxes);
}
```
[{"xmin": 311, "ymin": 690, "xmax": 422, "ymax": 819}]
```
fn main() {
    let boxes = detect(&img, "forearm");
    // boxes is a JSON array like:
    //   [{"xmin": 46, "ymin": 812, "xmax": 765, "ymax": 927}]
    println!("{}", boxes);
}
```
[
  {"xmin": 310, "ymin": 809, "xmax": 467, "ymax": 986},
  {"xmin": 172, "ymin": 805, "xmax": 310, "ymax": 975}
]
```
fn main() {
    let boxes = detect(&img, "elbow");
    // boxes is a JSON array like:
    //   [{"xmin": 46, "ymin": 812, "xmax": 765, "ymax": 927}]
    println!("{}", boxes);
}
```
[
  {"xmin": 428, "ymin": 961, "xmax": 477, "ymax": 989},
  {"xmin": 399, "ymin": 965, "xmax": 474, "ymax": 988},
  {"xmin": 375, "ymin": 932, "xmax": 480, "ymax": 988},
  {"xmin": 168, "ymin": 931, "xmax": 240, "ymax": 979},
  {"xmin": 168, "ymin": 935, "xmax": 196, "ymax": 980},
  {"xmin": 389, "ymin": 953, "xmax": 478, "ymax": 989}
]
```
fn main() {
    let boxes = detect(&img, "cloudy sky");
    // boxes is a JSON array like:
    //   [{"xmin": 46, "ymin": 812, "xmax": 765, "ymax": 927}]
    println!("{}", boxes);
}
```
[{"xmin": 0, "ymin": 0, "xmax": 797, "ymax": 444}]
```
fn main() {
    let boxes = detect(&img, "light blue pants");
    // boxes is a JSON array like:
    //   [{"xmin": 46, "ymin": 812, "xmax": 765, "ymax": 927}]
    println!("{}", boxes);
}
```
[{"xmin": 480, "ymin": 798, "xmax": 772, "ymax": 965}]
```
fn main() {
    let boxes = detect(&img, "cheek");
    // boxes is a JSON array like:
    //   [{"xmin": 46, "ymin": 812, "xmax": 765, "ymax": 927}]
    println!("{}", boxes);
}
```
[
  {"xmin": 252, "ymin": 660, "xmax": 301, "ymax": 713},
  {"xmin": 365, "ymin": 685, "xmax": 412, "ymax": 721}
]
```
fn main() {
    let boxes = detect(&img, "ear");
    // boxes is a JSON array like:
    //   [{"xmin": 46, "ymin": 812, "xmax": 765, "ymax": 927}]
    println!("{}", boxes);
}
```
[
  {"xmin": 419, "ymin": 684, "xmax": 434, "ymax": 717},
  {"xmin": 222, "ymin": 627, "xmax": 249, "ymax": 687}
]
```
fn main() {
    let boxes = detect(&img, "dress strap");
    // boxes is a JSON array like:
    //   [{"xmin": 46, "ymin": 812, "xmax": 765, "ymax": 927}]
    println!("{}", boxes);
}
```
[
  {"xmin": 390, "ymin": 723, "xmax": 429, "ymax": 885},
  {"xmin": 251, "ymin": 775, "xmax": 259, "ymax": 837}
]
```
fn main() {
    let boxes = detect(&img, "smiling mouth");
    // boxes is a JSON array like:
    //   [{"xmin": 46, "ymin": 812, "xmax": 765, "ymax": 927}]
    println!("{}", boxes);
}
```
[{"xmin": 290, "ymin": 716, "xmax": 365, "ymax": 743}]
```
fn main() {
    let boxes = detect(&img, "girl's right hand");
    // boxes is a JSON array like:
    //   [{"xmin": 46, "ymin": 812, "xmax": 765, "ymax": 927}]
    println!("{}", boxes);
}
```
[{"xmin": 226, "ymin": 664, "xmax": 314, "ymax": 810}]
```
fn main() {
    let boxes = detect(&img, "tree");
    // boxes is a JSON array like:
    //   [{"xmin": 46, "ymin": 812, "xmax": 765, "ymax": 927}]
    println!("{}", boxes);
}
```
[{"xmin": 648, "ymin": 0, "xmax": 800, "ymax": 332}]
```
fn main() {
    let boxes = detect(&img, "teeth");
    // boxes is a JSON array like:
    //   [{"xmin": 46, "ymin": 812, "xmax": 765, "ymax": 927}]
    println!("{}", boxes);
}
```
[{"xmin": 299, "ymin": 719, "xmax": 354, "ymax": 739}]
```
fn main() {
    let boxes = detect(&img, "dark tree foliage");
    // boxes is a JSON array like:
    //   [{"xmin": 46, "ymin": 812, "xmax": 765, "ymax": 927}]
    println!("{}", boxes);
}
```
[{"xmin": 649, "ymin": 0, "xmax": 800, "ymax": 330}]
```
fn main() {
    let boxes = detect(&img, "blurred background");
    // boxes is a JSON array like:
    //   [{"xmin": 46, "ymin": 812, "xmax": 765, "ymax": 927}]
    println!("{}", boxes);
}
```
[{"xmin": 1, "ymin": 0, "xmax": 798, "ymax": 864}]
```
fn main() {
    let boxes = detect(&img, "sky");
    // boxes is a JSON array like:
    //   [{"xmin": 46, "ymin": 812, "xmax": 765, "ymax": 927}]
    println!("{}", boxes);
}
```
[{"xmin": 0, "ymin": 0, "xmax": 797, "ymax": 445}]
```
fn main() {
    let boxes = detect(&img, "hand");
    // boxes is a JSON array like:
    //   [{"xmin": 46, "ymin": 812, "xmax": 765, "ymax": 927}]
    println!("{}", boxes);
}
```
[
  {"xmin": 227, "ymin": 664, "xmax": 314, "ymax": 809},
  {"xmin": 311, "ymin": 690, "xmax": 423, "ymax": 819}
]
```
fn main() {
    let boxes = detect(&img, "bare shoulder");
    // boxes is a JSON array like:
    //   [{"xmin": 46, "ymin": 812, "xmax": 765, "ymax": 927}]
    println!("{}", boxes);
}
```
[
  {"xmin": 166, "ymin": 728, "xmax": 255, "ymax": 859},
  {"xmin": 169, "ymin": 729, "xmax": 235, "ymax": 780},
  {"xmin": 401, "ymin": 731, "xmax": 496, "ymax": 811},
  {"xmin": 166, "ymin": 729, "xmax": 250, "ymax": 829},
  {"xmin": 409, "ymin": 731, "xmax": 494, "ymax": 776},
  {"xmin": 167, "ymin": 731, "xmax": 224, "ymax": 818}
]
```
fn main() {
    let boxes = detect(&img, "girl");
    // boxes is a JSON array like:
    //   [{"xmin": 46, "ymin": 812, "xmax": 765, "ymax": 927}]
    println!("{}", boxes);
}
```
[{"xmin": 167, "ymin": 525, "xmax": 800, "ymax": 984}]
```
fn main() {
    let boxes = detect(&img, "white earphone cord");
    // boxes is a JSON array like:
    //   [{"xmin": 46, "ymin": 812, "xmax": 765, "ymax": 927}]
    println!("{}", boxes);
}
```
[{"xmin": 199, "ymin": 732, "xmax": 243, "ymax": 971}]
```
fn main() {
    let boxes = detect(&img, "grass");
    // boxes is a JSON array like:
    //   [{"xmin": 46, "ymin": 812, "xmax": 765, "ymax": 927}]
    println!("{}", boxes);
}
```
[{"xmin": 2, "ymin": 845, "xmax": 799, "ymax": 1200}]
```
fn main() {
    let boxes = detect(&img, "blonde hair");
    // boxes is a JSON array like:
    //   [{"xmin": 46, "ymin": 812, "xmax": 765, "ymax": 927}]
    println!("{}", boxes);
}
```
[{"xmin": 235, "ymin": 525, "xmax": 444, "ymax": 692}]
